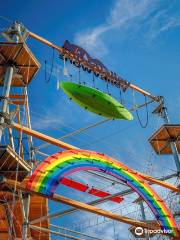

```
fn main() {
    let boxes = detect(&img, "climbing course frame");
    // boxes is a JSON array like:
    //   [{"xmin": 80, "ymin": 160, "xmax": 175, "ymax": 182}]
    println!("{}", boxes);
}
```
[{"xmin": 0, "ymin": 21, "xmax": 179, "ymax": 240}]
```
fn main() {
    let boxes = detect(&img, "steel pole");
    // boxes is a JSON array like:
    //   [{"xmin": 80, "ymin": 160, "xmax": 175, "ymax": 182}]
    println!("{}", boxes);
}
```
[
  {"xmin": 0, "ymin": 65, "xmax": 14, "ymax": 142},
  {"xmin": 22, "ymin": 87, "xmax": 35, "ymax": 240},
  {"xmin": 139, "ymin": 201, "xmax": 149, "ymax": 240},
  {"xmin": 162, "ymin": 107, "xmax": 180, "ymax": 174}
]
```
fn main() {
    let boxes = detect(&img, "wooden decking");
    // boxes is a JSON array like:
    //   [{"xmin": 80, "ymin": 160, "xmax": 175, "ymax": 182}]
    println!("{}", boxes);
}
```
[
  {"xmin": 148, "ymin": 124, "xmax": 180, "ymax": 154},
  {"xmin": 0, "ymin": 145, "xmax": 31, "ymax": 181},
  {"xmin": 0, "ymin": 194, "xmax": 50, "ymax": 239},
  {"xmin": 0, "ymin": 42, "xmax": 40, "ymax": 86},
  {"xmin": 0, "ymin": 145, "xmax": 50, "ymax": 239}
]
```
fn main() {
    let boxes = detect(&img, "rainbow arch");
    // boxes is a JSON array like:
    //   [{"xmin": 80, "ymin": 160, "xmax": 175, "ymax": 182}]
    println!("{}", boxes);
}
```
[{"xmin": 27, "ymin": 149, "xmax": 179, "ymax": 238}]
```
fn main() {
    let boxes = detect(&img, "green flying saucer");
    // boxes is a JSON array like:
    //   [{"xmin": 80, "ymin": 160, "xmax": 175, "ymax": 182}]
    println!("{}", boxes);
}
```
[{"xmin": 60, "ymin": 81, "xmax": 133, "ymax": 120}]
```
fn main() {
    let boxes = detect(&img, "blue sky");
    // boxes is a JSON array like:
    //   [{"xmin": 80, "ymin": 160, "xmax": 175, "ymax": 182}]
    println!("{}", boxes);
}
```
[{"xmin": 1, "ymin": 0, "xmax": 180, "ymax": 239}]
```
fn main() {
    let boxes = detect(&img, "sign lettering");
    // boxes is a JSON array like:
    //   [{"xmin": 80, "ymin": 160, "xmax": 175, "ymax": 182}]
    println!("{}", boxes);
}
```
[{"xmin": 62, "ymin": 40, "xmax": 129, "ymax": 91}]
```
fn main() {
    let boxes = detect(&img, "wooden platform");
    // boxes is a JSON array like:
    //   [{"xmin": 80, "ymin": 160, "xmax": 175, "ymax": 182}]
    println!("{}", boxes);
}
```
[
  {"xmin": 29, "ymin": 196, "xmax": 50, "ymax": 239},
  {"xmin": 0, "ymin": 145, "xmax": 31, "ymax": 181},
  {"xmin": 0, "ymin": 147, "xmax": 49, "ymax": 240},
  {"xmin": 0, "ymin": 195, "xmax": 50, "ymax": 240},
  {"xmin": 0, "ymin": 42, "xmax": 40, "ymax": 86},
  {"xmin": 148, "ymin": 124, "xmax": 180, "ymax": 154},
  {"xmin": 0, "ymin": 204, "xmax": 9, "ymax": 239}
]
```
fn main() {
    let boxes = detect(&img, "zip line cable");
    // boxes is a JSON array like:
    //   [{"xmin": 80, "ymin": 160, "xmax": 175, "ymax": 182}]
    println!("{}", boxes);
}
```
[
  {"xmin": 33, "ymin": 99, "xmax": 154, "ymax": 151},
  {"xmin": 29, "ymin": 113, "xmax": 176, "ymax": 174},
  {"xmin": 24, "ymin": 109, "xmax": 104, "ymax": 147},
  {"xmin": 34, "ymin": 118, "xmax": 111, "ymax": 151},
  {"xmin": 26, "ymin": 108, "xmax": 177, "ymax": 174},
  {"xmin": 0, "ymin": 15, "xmax": 12, "ymax": 23}
]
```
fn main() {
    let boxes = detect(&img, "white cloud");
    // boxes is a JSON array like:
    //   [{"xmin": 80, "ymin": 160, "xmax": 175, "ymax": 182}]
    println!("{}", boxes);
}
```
[
  {"xmin": 30, "ymin": 104, "xmax": 66, "ymax": 130},
  {"xmin": 75, "ymin": 0, "xmax": 152, "ymax": 57},
  {"xmin": 145, "ymin": 7, "xmax": 180, "ymax": 41},
  {"xmin": 74, "ymin": 0, "xmax": 180, "ymax": 57},
  {"xmin": 30, "ymin": 94, "xmax": 94, "ymax": 132}
]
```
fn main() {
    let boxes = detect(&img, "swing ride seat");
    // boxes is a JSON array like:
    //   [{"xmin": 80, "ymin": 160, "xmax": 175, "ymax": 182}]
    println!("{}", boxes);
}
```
[
  {"xmin": 0, "ymin": 42, "xmax": 40, "ymax": 86},
  {"xmin": 60, "ymin": 81, "xmax": 133, "ymax": 120},
  {"xmin": 148, "ymin": 124, "xmax": 180, "ymax": 154}
]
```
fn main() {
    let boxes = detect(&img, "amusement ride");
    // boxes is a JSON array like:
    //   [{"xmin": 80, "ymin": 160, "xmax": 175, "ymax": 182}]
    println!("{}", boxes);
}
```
[{"xmin": 0, "ymin": 20, "xmax": 179, "ymax": 239}]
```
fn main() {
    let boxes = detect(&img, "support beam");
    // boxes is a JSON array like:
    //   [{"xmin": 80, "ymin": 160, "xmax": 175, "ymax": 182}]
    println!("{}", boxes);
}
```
[
  {"xmin": 2, "ymin": 177, "xmax": 161, "ymax": 231},
  {"xmin": 0, "ymin": 65, "xmax": 14, "ymax": 142},
  {"xmin": 139, "ymin": 200, "xmax": 149, "ymax": 240},
  {"xmin": 11, "ymin": 122, "xmax": 78, "ymax": 150},
  {"xmin": 7, "ymin": 106, "xmax": 15, "ymax": 151},
  {"xmin": 4, "ymin": 204, "xmax": 14, "ymax": 240},
  {"xmin": 10, "ymin": 123, "xmax": 180, "ymax": 193}
]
